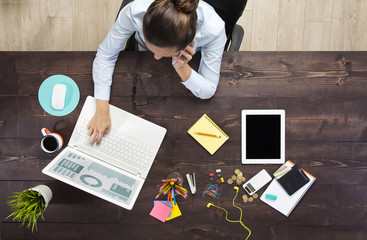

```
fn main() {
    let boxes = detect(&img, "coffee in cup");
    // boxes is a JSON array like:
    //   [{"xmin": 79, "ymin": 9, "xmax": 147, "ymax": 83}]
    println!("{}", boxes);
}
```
[{"xmin": 40, "ymin": 128, "xmax": 63, "ymax": 153}]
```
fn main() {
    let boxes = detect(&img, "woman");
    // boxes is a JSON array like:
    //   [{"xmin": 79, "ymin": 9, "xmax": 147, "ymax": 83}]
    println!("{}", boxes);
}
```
[{"xmin": 88, "ymin": 0, "xmax": 226, "ymax": 145}]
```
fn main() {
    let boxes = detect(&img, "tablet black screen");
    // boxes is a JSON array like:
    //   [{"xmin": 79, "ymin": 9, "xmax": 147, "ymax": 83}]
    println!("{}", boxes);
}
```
[{"xmin": 246, "ymin": 115, "xmax": 281, "ymax": 159}]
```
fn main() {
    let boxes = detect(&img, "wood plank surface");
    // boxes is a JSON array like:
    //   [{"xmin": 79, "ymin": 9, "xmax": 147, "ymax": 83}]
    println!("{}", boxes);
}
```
[
  {"xmin": 0, "ymin": 51, "xmax": 366, "ymax": 239},
  {"xmin": 2, "ymin": 0, "xmax": 367, "ymax": 51},
  {"xmin": 251, "ymin": 0, "xmax": 280, "ymax": 50},
  {"xmin": 277, "ymin": 0, "xmax": 306, "ymax": 50}
]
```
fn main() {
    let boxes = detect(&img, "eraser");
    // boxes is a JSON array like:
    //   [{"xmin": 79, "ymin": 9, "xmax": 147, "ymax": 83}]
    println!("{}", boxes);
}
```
[{"xmin": 265, "ymin": 194, "xmax": 277, "ymax": 200}]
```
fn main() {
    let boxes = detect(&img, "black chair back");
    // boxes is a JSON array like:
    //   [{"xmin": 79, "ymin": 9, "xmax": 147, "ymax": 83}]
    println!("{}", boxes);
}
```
[{"xmin": 203, "ymin": 0, "xmax": 248, "ymax": 38}]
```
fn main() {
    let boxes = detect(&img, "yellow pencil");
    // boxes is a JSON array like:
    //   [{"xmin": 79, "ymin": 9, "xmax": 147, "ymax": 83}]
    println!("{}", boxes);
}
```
[
  {"xmin": 174, "ymin": 184, "xmax": 187, "ymax": 192},
  {"xmin": 194, "ymin": 132, "xmax": 221, "ymax": 138}
]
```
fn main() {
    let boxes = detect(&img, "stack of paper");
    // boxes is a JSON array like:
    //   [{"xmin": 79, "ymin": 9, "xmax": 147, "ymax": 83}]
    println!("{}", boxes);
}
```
[{"xmin": 260, "ymin": 161, "xmax": 316, "ymax": 217}]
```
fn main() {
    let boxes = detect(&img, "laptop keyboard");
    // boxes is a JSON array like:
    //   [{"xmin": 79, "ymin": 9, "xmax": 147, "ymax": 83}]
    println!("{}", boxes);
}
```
[{"xmin": 73, "ymin": 118, "xmax": 155, "ymax": 171}]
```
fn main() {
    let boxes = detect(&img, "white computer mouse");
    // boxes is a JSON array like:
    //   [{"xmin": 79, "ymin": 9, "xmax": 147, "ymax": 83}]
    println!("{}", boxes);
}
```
[{"xmin": 51, "ymin": 84, "xmax": 67, "ymax": 110}]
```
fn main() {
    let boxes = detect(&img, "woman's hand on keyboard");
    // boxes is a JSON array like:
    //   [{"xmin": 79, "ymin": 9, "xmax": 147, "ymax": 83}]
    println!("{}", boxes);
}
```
[{"xmin": 87, "ymin": 99, "xmax": 111, "ymax": 145}]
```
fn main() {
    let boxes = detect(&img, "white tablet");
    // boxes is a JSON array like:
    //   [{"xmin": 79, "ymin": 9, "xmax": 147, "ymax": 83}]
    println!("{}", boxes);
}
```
[{"xmin": 241, "ymin": 110, "xmax": 285, "ymax": 164}]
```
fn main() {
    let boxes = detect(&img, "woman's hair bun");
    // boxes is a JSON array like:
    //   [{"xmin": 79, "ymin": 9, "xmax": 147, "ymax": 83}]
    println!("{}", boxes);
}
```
[{"xmin": 171, "ymin": 0, "xmax": 199, "ymax": 14}]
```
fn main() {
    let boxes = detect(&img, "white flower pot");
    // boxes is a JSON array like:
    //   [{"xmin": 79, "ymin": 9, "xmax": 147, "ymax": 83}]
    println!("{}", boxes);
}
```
[{"xmin": 30, "ymin": 185, "xmax": 53, "ymax": 208}]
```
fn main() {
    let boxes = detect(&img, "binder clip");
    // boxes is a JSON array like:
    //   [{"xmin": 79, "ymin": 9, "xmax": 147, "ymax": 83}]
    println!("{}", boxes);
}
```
[
  {"xmin": 186, "ymin": 173, "xmax": 196, "ymax": 194},
  {"xmin": 216, "ymin": 169, "xmax": 222, "ymax": 183}
]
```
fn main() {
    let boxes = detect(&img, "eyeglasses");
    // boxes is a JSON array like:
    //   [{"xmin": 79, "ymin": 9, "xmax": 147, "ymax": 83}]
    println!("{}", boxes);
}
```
[{"xmin": 132, "ymin": 74, "xmax": 149, "ymax": 107}]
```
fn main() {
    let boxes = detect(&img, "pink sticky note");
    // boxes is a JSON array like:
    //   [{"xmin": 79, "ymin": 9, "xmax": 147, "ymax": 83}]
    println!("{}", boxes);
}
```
[
  {"xmin": 154, "ymin": 201, "xmax": 173, "ymax": 217},
  {"xmin": 149, "ymin": 201, "xmax": 173, "ymax": 222}
]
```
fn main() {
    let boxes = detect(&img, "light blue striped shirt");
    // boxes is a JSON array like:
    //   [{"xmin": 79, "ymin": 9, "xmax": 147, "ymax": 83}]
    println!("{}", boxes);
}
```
[{"xmin": 93, "ymin": 0, "xmax": 226, "ymax": 100}]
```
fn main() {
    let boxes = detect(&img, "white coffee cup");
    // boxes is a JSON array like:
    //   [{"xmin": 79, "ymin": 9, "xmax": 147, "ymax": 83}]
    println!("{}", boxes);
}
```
[{"xmin": 40, "ymin": 128, "xmax": 63, "ymax": 153}]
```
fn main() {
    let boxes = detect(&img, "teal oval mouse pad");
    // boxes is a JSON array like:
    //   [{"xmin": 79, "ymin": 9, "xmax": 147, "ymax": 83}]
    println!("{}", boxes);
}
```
[{"xmin": 38, "ymin": 75, "xmax": 80, "ymax": 116}]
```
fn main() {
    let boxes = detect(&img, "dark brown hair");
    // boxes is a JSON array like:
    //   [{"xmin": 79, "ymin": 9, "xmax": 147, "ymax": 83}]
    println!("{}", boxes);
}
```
[{"xmin": 143, "ymin": 0, "xmax": 199, "ymax": 51}]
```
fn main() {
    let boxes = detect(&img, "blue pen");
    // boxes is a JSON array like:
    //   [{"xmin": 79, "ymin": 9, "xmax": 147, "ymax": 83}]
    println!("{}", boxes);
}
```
[{"xmin": 172, "ymin": 187, "xmax": 176, "ymax": 205}]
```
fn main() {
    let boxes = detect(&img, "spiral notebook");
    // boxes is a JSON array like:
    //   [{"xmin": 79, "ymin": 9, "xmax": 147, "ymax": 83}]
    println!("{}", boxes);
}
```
[{"xmin": 188, "ymin": 114, "xmax": 229, "ymax": 155}]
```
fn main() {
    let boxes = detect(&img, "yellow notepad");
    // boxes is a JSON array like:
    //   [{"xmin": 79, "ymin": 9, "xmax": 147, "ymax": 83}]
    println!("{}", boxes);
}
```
[{"xmin": 188, "ymin": 114, "xmax": 229, "ymax": 155}]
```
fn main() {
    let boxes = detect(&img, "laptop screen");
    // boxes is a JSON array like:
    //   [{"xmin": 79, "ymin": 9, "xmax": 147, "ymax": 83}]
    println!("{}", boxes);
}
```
[{"xmin": 246, "ymin": 115, "xmax": 281, "ymax": 159}]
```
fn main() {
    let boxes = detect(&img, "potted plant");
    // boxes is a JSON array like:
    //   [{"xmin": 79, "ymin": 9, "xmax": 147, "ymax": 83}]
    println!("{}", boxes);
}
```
[{"xmin": 6, "ymin": 185, "xmax": 52, "ymax": 232}]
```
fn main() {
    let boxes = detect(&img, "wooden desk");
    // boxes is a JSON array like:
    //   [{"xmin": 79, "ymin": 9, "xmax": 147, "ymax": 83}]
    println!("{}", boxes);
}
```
[{"xmin": 1, "ymin": 52, "xmax": 366, "ymax": 240}]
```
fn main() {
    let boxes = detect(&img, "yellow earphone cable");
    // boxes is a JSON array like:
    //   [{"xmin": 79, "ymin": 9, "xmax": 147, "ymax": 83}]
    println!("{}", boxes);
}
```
[
  {"xmin": 232, "ymin": 189, "xmax": 251, "ymax": 240},
  {"xmin": 208, "ymin": 188, "xmax": 252, "ymax": 240}
]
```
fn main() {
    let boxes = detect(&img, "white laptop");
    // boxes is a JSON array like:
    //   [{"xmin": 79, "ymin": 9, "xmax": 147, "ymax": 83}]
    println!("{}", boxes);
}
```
[
  {"xmin": 242, "ymin": 109, "xmax": 285, "ymax": 164},
  {"xmin": 42, "ymin": 96, "xmax": 167, "ymax": 210}
]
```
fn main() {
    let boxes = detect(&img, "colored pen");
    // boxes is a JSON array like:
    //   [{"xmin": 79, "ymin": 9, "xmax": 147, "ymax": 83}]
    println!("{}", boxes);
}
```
[
  {"xmin": 163, "ymin": 185, "xmax": 171, "ymax": 195},
  {"xmin": 155, "ymin": 182, "xmax": 169, "ymax": 199},
  {"xmin": 194, "ymin": 132, "xmax": 221, "ymax": 138},
  {"xmin": 174, "ymin": 184, "xmax": 187, "ymax": 192},
  {"xmin": 172, "ymin": 187, "xmax": 176, "ymax": 205},
  {"xmin": 159, "ymin": 183, "xmax": 170, "ymax": 196},
  {"xmin": 174, "ymin": 189, "xmax": 181, "ymax": 195},
  {"xmin": 162, "ymin": 179, "xmax": 178, "ymax": 182},
  {"xmin": 170, "ymin": 190, "xmax": 173, "ymax": 205},
  {"xmin": 164, "ymin": 182, "xmax": 175, "ymax": 195}
]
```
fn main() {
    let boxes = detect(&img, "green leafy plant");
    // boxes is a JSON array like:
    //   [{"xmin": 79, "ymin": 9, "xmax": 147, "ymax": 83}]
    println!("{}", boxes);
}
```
[{"xmin": 6, "ymin": 189, "xmax": 46, "ymax": 232}]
